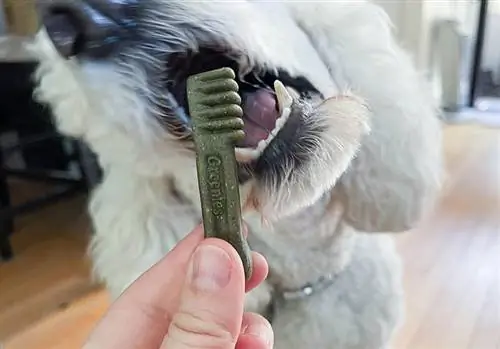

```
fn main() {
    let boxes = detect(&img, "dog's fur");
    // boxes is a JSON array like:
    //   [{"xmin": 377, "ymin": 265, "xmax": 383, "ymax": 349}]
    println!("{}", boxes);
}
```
[{"xmin": 30, "ymin": 1, "xmax": 443, "ymax": 348}]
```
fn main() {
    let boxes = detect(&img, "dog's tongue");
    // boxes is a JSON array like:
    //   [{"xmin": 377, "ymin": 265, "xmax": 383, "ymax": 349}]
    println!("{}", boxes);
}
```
[{"xmin": 238, "ymin": 89, "xmax": 279, "ymax": 149}]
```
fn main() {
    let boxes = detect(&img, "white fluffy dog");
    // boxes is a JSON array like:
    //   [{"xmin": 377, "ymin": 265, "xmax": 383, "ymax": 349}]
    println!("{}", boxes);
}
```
[{"xmin": 31, "ymin": 1, "xmax": 442, "ymax": 348}]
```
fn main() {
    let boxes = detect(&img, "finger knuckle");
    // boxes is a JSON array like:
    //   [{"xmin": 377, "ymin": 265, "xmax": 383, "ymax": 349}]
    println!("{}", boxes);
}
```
[{"xmin": 169, "ymin": 309, "xmax": 235, "ymax": 348}]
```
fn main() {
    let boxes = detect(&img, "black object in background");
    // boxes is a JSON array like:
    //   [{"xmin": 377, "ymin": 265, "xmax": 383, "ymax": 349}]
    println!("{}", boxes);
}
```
[
  {"xmin": 0, "ymin": 62, "xmax": 71, "ymax": 171},
  {"xmin": 0, "ymin": 60, "xmax": 102, "ymax": 261}
]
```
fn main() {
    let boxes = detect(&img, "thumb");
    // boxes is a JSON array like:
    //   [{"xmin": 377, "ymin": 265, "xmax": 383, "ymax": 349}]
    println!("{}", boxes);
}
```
[{"xmin": 161, "ymin": 238, "xmax": 246, "ymax": 349}]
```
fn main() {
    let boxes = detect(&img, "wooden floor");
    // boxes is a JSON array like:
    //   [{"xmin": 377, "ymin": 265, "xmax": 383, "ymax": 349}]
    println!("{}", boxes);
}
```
[
  {"xmin": 393, "ymin": 123, "xmax": 500, "ymax": 349},
  {"xmin": 0, "ymin": 182, "xmax": 98, "ymax": 343},
  {"xmin": 1, "ymin": 122, "xmax": 499, "ymax": 349}
]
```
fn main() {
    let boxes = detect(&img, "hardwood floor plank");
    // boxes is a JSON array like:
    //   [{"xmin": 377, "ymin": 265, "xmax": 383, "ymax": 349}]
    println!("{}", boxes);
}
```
[
  {"xmin": 393, "ymin": 123, "xmax": 500, "ymax": 349},
  {"xmin": 0, "ymin": 188, "xmax": 95, "ymax": 340},
  {"xmin": 4, "ymin": 291, "xmax": 109, "ymax": 349}
]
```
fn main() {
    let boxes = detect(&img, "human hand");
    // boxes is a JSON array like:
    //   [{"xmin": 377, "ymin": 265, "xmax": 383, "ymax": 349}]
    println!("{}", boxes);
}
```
[{"xmin": 83, "ymin": 224, "xmax": 272, "ymax": 349}]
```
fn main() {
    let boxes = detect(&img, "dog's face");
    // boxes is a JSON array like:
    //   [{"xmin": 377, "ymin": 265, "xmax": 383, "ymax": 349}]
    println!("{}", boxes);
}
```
[{"xmin": 32, "ymin": 0, "xmax": 370, "ymax": 220}]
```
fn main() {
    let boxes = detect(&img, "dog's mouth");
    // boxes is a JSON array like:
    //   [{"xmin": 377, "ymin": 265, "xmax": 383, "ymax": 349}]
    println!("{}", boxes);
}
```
[{"xmin": 165, "ymin": 48, "xmax": 313, "ymax": 162}]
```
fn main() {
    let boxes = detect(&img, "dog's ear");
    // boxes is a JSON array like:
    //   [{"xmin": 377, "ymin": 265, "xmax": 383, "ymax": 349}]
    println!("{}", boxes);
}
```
[{"xmin": 287, "ymin": 1, "xmax": 443, "ymax": 232}]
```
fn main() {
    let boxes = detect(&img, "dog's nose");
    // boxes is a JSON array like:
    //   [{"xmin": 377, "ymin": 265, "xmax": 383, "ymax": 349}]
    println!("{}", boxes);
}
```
[{"xmin": 37, "ymin": 0, "xmax": 138, "ymax": 59}]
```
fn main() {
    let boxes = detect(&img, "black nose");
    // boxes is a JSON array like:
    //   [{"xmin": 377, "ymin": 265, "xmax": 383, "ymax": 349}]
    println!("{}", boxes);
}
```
[{"xmin": 37, "ymin": 0, "xmax": 138, "ymax": 59}]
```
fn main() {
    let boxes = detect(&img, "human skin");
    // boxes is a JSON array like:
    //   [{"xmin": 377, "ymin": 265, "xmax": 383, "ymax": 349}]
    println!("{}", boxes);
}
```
[{"xmin": 83, "ymin": 224, "xmax": 273, "ymax": 349}]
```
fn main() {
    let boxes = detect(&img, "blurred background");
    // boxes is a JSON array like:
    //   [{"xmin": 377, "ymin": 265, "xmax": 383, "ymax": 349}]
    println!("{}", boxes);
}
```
[{"xmin": 0, "ymin": 1, "xmax": 498, "ymax": 348}]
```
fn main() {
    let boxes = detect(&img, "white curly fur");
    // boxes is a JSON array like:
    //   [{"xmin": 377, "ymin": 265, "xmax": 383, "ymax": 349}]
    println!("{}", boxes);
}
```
[
  {"xmin": 251, "ymin": 95, "xmax": 371, "ymax": 220},
  {"xmin": 30, "ymin": 1, "xmax": 442, "ymax": 348}
]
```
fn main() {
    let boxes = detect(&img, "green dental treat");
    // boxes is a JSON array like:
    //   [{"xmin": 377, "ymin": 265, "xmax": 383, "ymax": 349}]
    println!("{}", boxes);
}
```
[{"xmin": 187, "ymin": 67, "xmax": 253, "ymax": 280}]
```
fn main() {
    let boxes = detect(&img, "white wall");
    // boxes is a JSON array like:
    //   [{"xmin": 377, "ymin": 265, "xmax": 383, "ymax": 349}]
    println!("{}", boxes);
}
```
[
  {"xmin": 374, "ymin": 0, "xmax": 482, "ymax": 109},
  {"xmin": 373, "ymin": 0, "xmax": 423, "ymax": 66},
  {"xmin": 374, "ymin": 0, "xmax": 479, "ymax": 71},
  {"xmin": 0, "ymin": 0, "xmax": 6, "ymax": 34}
]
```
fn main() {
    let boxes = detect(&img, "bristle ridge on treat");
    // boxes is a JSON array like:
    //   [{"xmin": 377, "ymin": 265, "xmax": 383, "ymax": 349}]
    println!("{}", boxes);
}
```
[
  {"xmin": 194, "ymin": 67, "xmax": 236, "ymax": 82},
  {"xmin": 187, "ymin": 68, "xmax": 244, "ymax": 140},
  {"xmin": 194, "ymin": 104, "xmax": 243, "ymax": 120},
  {"xmin": 197, "ymin": 80, "xmax": 239, "ymax": 95},
  {"xmin": 195, "ymin": 117, "xmax": 244, "ymax": 132},
  {"xmin": 193, "ymin": 124, "xmax": 244, "ymax": 143},
  {"xmin": 197, "ymin": 91, "xmax": 242, "ymax": 108}
]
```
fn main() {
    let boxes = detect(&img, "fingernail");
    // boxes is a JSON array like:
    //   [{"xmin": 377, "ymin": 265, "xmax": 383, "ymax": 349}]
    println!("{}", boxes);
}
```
[
  {"xmin": 190, "ymin": 245, "xmax": 232, "ymax": 292},
  {"xmin": 242, "ymin": 321, "xmax": 274, "ymax": 346}
]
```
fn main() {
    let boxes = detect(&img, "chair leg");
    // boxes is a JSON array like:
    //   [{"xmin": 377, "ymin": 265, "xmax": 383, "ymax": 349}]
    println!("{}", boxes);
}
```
[
  {"xmin": 0, "ymin": 208, "xmax": 13, "ymax": 262},
  {"xmin": 0, "ymin": 150, "xmax": 14, "ymax": 261},
  {"xmin": 0, "ymin": 236, "xmax": 13, "ymax": 261},
  {"xmin": 75, "ymin": 141, "xmax": 102, "ymax": 190}
]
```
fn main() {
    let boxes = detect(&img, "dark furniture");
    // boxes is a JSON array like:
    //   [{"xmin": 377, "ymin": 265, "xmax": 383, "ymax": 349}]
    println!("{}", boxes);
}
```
[{"xmin": 0, "ymin": 40, "xmax": 101, "ymax": 261}]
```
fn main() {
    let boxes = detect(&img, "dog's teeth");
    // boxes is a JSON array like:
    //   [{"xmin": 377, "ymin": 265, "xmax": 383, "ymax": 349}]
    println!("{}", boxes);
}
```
[
  {"xmin": 257, "ymin": 139, "xmax": 267, "ymax": 151},
  {"xmin": 235, "ymin": 147, "xmax": 261, "ymax": 162},
  {"xmin": 274, "ymin": 80, "xmax": 293, "ymax": 115},
  {"xmin": 275, "ymin": 114, "xmax": 287, "ymax": 130},
  {"xmin": 235, "ymin": 81, "xmax": 295, "ymax": 163}
]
